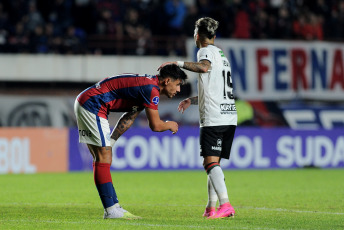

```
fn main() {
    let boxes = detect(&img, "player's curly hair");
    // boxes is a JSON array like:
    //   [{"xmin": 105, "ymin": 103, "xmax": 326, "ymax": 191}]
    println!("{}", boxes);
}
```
[
  {"xmin": 195, "ymin": 17, "xmax": 219, "ymax": 39},
  {"xmin": 158, "ymin": 64, "xmax": 187, "ymax": 84}
]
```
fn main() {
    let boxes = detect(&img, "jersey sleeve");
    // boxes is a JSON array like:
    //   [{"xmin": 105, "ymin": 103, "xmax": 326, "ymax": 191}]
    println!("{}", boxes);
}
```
[
  {"xmin": 143, "ymin": 86, "xmax": 159, "ymax": 110},
  {"xmin": 197, "ymin": 47, "xmax": 213, "ymax": 63}
]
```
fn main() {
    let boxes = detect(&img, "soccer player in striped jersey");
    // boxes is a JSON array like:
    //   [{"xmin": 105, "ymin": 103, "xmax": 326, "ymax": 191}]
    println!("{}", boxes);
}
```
[
  {"xmin": 159, "ymin": 17, "xmax": 237, "ymax": 219},
  {"xmin": 74, "ymin": 64, "xmax": 187, "ymax": 219}
]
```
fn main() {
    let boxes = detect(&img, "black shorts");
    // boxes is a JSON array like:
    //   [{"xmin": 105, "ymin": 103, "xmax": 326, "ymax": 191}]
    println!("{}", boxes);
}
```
[{"xmin": 200, "ymin": 125, "xmax": 236, "ymax": 159}]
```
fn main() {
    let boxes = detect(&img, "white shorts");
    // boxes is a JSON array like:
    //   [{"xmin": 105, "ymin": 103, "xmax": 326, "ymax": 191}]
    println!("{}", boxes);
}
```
[{"xmin": 74, "ymin": 99, "xmax": 111, "ymax": 147}]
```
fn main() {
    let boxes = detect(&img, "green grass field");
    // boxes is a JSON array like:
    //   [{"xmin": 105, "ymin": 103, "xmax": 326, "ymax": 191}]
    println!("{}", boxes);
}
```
[{"xmin": 0, "ymin": 169, "xmax": 343, "ymax": 229}]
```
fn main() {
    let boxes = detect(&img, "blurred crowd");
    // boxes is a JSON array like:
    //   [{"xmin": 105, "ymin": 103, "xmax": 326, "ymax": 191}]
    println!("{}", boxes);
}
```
[{"xmin": 0, "ymin": 0, "xmax": 343, "ymax": 55}]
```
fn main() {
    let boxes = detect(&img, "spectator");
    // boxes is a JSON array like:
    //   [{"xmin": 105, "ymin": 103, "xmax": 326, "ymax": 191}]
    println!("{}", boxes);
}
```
[
  {"xmin": 275, "ymin": 6, "xmax": 292, "ymax": 39},
  {"xmin": 293, "ymin": 12, "xmax": 323, "ymax": 40},
  {"xmin": 252, "ymin": 9, "xmax": 269, "ymax": 39},
  {"xmin": 164, "ymin": 0, "xmax": 187, "ymax": 36},
  {"xmin": 96, "ymin": 8, "xmax": 123, "ymax": 36},
  {"xmin": 123, "ymin": 7, "xmax": 151, "ymax": 55},
  {"xmin": 62, "ymin": 25, "xmax": 83, "ymax": 54},
  {"xmin": 0, "ymin": 2, "xmax": 9, "ymax": 52},
  {"xmin": 25, "ymin": 1, "xmax": 45, "ymax": 33},
  {"xmin": 8, "ymin": 22, "xmax": 30, "ymax": 53},
  {"xmin": 45, "ymin": 23, "xmax": 63, "ymax": 53},
  {"xmin": 29, "ymin": 25, "xmax": 48, "ymax": 53},
  {"xmin": 233, "ymin": 6, "xmax": 251, "ymax": 38},
  {"xmin": 49, "ymin": 0, "xmax": 74, "ymax": 35},
  {"xmin": 329, "ymin": 0, "xmax": 344, "ymax": 40},
  {"xmin": 0, "ymin": 0, "xmax": 343, "ymax": 55},
  {"xmin": 182, "ymin": 4, "xmax": 199, "ymax": 37}
]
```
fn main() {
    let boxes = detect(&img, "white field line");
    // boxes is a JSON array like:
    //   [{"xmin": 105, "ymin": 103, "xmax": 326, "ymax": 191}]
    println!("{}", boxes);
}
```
[
  {"xmin": 1, "ymin": 219, "xmax": 297, "ymax": 230},
  {"xmin": 1, "ymin": 202, "xmax": 343, "ymax": 216},
  {"xmin": 238, "ymin": 206, "xmax": 344, "ymax": 215}
]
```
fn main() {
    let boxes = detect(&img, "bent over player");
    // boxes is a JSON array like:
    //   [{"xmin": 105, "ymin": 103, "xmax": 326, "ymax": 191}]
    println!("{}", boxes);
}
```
[
  {"xmin": 159, "ymin": 17, "xmax": 237, "ymax": 219},
  {"xmin": 74, "ymin": 64, "xmax": 187, "ymax": 219}
]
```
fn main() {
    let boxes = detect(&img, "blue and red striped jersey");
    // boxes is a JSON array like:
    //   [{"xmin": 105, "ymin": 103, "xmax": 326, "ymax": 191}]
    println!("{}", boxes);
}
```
[{"xmin": 77, "ymin": 74, "xmax": 160, "ymax": 119}]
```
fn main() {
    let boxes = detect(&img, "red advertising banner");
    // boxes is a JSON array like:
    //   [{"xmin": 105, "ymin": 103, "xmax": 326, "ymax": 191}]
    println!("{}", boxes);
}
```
[{"xmin": 0, "ymin": 128, "xmax": 68, "ymax": 173}]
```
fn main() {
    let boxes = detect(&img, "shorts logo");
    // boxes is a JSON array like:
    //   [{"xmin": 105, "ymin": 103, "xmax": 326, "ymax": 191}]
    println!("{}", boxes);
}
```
[
  {"xmin": 152, "ymin": 96, "xmax": 159, "ymax": 105},
  {"xmin": 217, "ymin": 139, "xmax": 222, "ymax": 147},
  {"xmin": 211, "ymin": 139, "xmax": 222, "ymax": 151},
  {"xmin": 79, "ymin": 129, "xmax": 92, "ymax": 137}
]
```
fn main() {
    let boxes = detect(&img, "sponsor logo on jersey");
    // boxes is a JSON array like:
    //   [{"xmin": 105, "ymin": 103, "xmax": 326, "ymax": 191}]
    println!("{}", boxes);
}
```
[
  {"xmin": 220, "ymin": 103, "xmax": 237, "ymax": 115},
  {"xmin": 219, "ymin": 50, "xmax": 225, "ymax": 57},
  {"xmin": 79, "ymin": 129, "xmax": 92, "ymax": 137},
  {"xmin": 220, "ymin": 103, "xmax": 236, "ymax": 111},
  {"xmin": 152, "ymin": 96, "xmax": 159, "ymax": 105}
]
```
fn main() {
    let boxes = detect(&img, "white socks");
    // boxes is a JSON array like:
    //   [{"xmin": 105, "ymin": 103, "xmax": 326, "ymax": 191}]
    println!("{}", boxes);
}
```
[
  {"xmin": 206, "ymin": 175, "xmax": 218, "ymax": 208},
  {"xmin": 208, "ymin": 166, "xmax": 229, "ymax": 206}
]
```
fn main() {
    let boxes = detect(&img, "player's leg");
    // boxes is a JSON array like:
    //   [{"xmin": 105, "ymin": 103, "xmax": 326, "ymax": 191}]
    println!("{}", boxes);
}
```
[
  {"xmin": 200, "ymin": 127, "xmax": 221, "ymax": 217},
  {"xmin": 89, "ymin": 144, "xmax": 140, "ymax": 219},
  {"xmin": 204, "ymin": 156, "xmax": 234, "ymax": 219},
  {"xmin": 203, "ymin": 156, "xmax": 228, "ymax": 205},
  {"xmin": 202, "ymin": 156, "xmax": 218, "ymax": 217},
  {"xmin": 202, "ymin": 174, "xmax": 217, "ymax": 217},
  {"xmin": 88, "ymin": 144, "xmax": 121, "ymax": 218},
  {"xmin": 207, "ymin": 125, "xmax": 236, "ymax": 219},
  {"xmin": 74, "ymin": 101, "xmax": 140, "ymax": 219}
]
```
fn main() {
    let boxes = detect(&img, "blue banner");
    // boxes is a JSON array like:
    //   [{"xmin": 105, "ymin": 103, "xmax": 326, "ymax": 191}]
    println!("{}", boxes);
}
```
[{"xmin": 69, "ymin": 127, "xmax": 344, "ymax": 170}]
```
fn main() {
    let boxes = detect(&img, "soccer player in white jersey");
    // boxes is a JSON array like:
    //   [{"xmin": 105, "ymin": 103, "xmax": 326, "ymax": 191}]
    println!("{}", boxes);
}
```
[{"xmin": 158, "ymin": 17, "xmax": 237, "ymax": 219}]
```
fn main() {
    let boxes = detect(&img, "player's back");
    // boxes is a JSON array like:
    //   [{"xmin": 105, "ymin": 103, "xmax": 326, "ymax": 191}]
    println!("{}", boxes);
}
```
[
  {"xmin": 77, "ymin": 74, "xmax": 159, "ymax": 118},
  {"xmin": 197, "ymin": 45, "xmax": 237, "ymax": 127}
]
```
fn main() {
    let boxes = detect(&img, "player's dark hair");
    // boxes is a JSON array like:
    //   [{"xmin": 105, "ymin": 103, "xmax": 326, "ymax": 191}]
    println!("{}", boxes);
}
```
[
  {"xmin": 195, "ymin": 17, "xmax": 219, "ymax": 39},
  {"xmin": 158, "ymin": 64, "xmax": 187, "ymax": 84}
]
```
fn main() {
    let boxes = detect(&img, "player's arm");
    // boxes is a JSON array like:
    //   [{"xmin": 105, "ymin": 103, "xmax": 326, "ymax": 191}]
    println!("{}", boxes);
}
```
[
  {"xmin": 145, "ymin": 107, "xmax": 178, "ymax": 134},
  {"xmin": 110, "ymin": 110, "xmax": 142, "ymax": 146},
  {"xmin": 178, "ymin": 96, "xmax": 198, "ymax": 113},
  {"xmin": 183, "ymin": 60, "xmax": 211, "ymax": 73},
  {"xmin": 158, "ymin": 60, "xmax": 211, "ymax": 73}
]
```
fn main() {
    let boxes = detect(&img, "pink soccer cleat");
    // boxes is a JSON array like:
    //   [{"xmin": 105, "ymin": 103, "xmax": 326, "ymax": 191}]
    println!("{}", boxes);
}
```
[
  {"xmin": 202, "ymin": 207, "xmax": 216, "ymax": 217},
  {"xmin": 207, "ymin": 202, "xmax": 235, "ymax": 219}
]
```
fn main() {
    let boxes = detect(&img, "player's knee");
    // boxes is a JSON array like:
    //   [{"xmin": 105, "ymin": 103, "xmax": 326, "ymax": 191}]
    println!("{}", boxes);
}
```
[
  {"xmin": 204, "ymin": 162, "xmax": 220, "ymax": 174},
  {"xmin": 92, "ymin": 146, "xmax": 113, "ymax": 164}
]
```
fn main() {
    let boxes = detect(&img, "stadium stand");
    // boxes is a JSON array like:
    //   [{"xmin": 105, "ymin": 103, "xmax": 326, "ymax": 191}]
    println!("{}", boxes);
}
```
[
  {"xmin": 0, "ymin": 0, "xmax": 343, "ymax": 55},
  {"xmin": 0, "ymin": 0, "xmax": 343, "ymax": 128}
]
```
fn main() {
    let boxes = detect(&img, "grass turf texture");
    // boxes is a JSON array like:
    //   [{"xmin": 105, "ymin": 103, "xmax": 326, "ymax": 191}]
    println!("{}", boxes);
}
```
[{"xmin": 0, "ymin": 169, "xmax": 343, "ymax": 229}]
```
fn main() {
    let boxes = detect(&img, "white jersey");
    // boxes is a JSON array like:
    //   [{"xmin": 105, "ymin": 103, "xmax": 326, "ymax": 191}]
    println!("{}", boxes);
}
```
[{"xmin": 197, "ymin": 45, "xmax": 237, "ymax": 127}]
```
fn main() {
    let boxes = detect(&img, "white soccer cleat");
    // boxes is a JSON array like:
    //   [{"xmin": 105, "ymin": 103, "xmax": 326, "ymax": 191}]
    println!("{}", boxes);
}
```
[
  {"xmin": 103, "ymin": 207, "xmax": 124, "ymax": 219},
  {"xmin": 103, "ymin": 203, "xmax": 142, "ymax": 220}
]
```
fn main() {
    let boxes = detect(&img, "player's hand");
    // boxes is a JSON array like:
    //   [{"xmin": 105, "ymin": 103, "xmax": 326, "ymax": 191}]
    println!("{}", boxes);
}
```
[
  {"xmin": 157, "ymin": 62, "xmax": 177, "ymax": 71},
  {"xmin": 178, "ymin": 98, "xmax": 191, "ymax": 114},
  {"xmin": 166, "ymin": 120, "xmax": 178, "ymax": 134}
]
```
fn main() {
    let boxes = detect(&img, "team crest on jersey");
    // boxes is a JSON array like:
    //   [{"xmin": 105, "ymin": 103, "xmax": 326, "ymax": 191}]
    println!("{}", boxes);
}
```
[{"xmin": 152, "ymin": 96, "xmax": 159, "ymax": 105}]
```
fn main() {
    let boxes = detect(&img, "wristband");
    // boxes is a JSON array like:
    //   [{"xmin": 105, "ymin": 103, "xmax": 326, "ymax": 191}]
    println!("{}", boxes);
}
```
[{"xmin": 176, "ymin": 61, "xmax": 184, "ymax": 68}]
